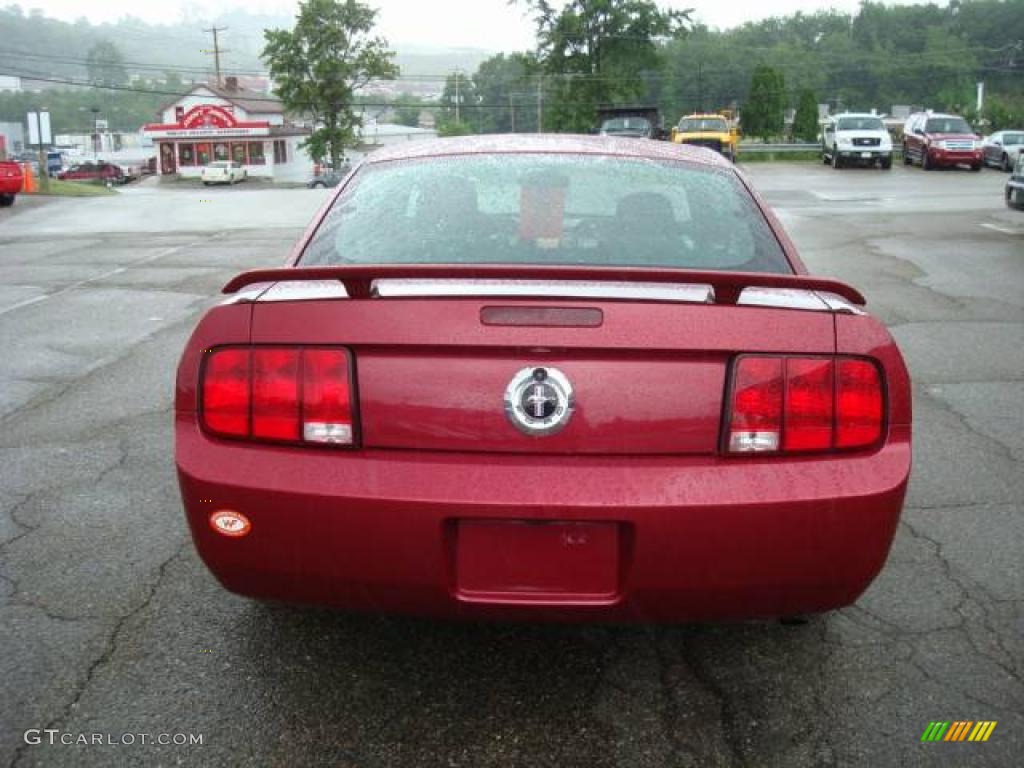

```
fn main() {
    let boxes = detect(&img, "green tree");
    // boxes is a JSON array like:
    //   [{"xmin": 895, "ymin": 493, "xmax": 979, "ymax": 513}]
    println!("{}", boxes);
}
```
[
  {"xmin": 521, "ymin": 0, "xmax": 690, "ymax": 132},
  {"xmin": 743, "ymin": 65, "xmax": 786, "ymax": 140},
  {"xmin": 262, "ymin": 0, "xmax": 398, "ymax": 168},
  {"xmin": 473, "ymin": 52, "xmax": 539, "ymax": 133},
  {"xmin": 439, "ymin": 71, "xmax": 479, "ymax": 125},
  {"xmin": 390, "ymin": 93, "xmax": 422, "ymax": 127},
  {"xmin": 86, "ymin": 40, "xmax": 128, "ymax": 87},
  {"xmin": 792, "ymin": 88, "xmax": 819, "ymax": 142},
  {"xmin": 437, "ymin": 119, "xmax": 474, "ymax": 137}
]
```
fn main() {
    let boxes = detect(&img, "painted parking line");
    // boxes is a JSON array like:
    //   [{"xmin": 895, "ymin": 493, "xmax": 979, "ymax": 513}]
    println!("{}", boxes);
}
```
[
  {"xmin": 0, "ymin": 241, "xmax": 202, "ymax": 317},
  {"xmin": 979, "ymin": 222, "xmax": 1024, "ymax": 236}
]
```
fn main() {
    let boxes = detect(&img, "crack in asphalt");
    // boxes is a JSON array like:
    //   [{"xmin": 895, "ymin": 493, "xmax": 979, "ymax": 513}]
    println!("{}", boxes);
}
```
[
  {"xmin": 9, "ymin": 537, "xmax": 188, "ymax": 768},
  {"xmin": 0, "ymin": 309, "xmax": 204, "ymax": 431},
  {"xmin": 899, "ymin": 518, "xmax": 1022, "ymax": 684},
  {"xmin": 672, "ymin": 632, "xmax": 744, "ymax": 768},
  {"xmin": 650, "ymin": 633, "xmax": 698, "ymax": 767},
  {"xmin": 915, "ymin": 388, "xmax": 1020, "ymax": 465}
]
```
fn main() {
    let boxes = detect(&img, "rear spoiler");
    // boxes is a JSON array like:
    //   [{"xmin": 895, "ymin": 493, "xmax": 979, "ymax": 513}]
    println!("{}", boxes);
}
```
[{"xmin": 221, "ymin": 265, "xmax": 866, "ymax": 306}]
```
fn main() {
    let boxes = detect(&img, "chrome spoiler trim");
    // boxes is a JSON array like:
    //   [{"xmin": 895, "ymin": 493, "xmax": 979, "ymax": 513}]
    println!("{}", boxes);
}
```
[
  {"xmin": 373, "ymin": 279, "xmax": 714, "ymax": 303},
  {"xmin": 222, "ymin": 265, "xmax": 866, "ymax": 306}
]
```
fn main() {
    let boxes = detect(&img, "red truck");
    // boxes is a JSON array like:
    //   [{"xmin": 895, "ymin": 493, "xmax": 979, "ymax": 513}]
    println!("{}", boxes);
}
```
[{"xmin": 0, "ymin": 160, "xmax": 23, "ymax": 207}]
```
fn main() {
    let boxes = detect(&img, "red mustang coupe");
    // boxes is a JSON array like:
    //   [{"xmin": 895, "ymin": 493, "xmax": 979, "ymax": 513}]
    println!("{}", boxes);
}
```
[{"xmin": 176, "ymin": 135, "xmax": 911, "ymax": 622}]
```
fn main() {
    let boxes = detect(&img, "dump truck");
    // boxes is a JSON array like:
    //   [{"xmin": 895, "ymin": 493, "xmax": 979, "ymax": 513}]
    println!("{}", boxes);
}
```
[
  {"xmin": 595, "ymin": 105, "xmax": 666, "ymax": 140},
  {"xmin": 671, "ymin": 111, "xmax": 740, "ymax": 161}
]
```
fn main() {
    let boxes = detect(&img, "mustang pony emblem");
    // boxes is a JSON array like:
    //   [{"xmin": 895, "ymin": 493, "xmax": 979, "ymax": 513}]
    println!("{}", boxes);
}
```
[{"xmin": 504, "ymin": 367, "xmax": 575, "ymax": 436}]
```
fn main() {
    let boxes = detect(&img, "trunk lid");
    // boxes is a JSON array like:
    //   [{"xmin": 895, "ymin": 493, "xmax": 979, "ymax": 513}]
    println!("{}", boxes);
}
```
[{"xmin": 245, "ymin": 274, "xmax": 840, "ymax": 455}]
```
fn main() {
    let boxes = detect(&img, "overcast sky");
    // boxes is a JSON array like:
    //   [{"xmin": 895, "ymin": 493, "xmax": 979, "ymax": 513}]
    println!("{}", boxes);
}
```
[{"xmin": 17, "ymin": 1, "xmax": 939, "ymax": 51}]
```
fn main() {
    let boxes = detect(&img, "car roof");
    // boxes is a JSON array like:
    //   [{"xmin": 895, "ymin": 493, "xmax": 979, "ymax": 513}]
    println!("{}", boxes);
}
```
[
  {"xmin": 362, "ymin": 133, "xmax": 732, "ymax": 169},
  {"xmin": 833, "ymin": 113, "xmax": 883, "ymax": 119}
]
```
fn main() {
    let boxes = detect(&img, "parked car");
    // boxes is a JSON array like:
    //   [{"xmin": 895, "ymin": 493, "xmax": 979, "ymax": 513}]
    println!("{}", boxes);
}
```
[
  {"xmin": 1007, "ymin": 152, "xmax": 1024, "ymax": 210},
  {"xmin": 821, "ymin": 113, "xmax": 893, "ymax": 169},
  {"xmin": 201, "ymin": 160, "xmax": 247, "ymax": 185},
  {"xmin": 0, "ymin": 160, "xmax": 23, "ymax": 207},
  {"xmin": 57, "ymin": 161, "xmax": 125, "ymax": 183},
  {"xmin": 982, "ymin": 130, "xmax": 1024, "ymax": 172},
  {"xmin": 902, "ymin": 112, "xmax": 983, "ymax": 171},
  {"xmin": 307, "ymin": 163, "xmax": 351, "ymax": 188},
  {"xmin": 175, "ymin": 135, "xmax": 912, "ymax": 622}
]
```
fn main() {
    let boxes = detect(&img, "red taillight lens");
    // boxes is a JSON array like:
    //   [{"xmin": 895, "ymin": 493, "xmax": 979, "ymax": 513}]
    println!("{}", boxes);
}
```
[
  {"xmin": 727, "ymin": 355, "xmax": 884, "ymax": 455},
  {"xmin": 202, "ymin": 348, "xmax": 250, "ymax": 437},
  {"xmin": 252, "ymin": 349, "xmax": 300, "ymax": 440},
  {"xmin": 728, "ymin": 357, "xmax": 783, "ymax": 452},
  {"xmin": 200, "ymin": 346, "xmax": 355, "ymax": 447},
  {"xmin": 783, "ymin": 358, "xmax": 833, "ymax": 451},
  {"xmin": 836, "ymin": 359, "xmax": 883, "ymax": 448}
]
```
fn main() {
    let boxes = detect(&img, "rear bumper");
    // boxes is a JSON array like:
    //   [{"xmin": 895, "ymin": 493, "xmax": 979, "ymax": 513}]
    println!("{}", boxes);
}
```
[{"xmin": 176, "ymin": 415, "xmax": 910, "ymax": 622}]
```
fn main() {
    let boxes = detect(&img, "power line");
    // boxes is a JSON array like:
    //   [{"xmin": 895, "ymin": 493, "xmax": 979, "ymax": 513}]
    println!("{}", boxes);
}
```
[{"xmin": 203, "ymin": 26, "xmax": 230, "ymax": 87}]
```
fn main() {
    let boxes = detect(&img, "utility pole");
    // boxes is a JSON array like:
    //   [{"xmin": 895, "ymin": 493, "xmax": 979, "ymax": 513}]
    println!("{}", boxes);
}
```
[
  {"xmin": 35, "ymin": 109, "xmax": 45, "ymax": 189},
  {"xmin": 697, "ymin": 61, "xmax": 703, "ymax": 112},
  {"xmin": 536, "ymin": 74, "xmax": 543, "ymax": 133},
  {"xmin": 203, "ymin": 26, "xmax": 230, "ymax": 87},
  {"xmin": 454, "ymin": 70, "xmax": 461, "ymax": 124}
]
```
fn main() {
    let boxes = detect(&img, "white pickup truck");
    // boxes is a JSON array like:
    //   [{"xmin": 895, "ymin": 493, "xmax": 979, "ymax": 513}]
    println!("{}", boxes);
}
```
[{"xmin": 821, "ymin": 113, "xmax": 893, "ymax": 170}]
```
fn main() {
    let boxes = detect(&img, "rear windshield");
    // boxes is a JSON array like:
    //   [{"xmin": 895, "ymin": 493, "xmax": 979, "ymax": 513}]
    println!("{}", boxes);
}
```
[
  {"xmin": 678, "ymin": 117, "xmax": 728, "ymax": 132},
  {"xmin": 925, "ymin": 117, "xmax": 972, "ymax": 134},
  {"xmin": 300, "ymin": 154, "xmax": 790, "ymax": 274},
  {"xmin": 836, "ymin": 116, "xmax": 884, "ymax": 131},
  {"xmin": 209, "ymin": 162, "xmax": 230, "ymax": 168}
]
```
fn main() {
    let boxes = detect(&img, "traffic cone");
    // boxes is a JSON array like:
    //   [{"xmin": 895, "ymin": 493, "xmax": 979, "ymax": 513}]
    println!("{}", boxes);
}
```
[{"xmin": 21, "ymin": 163, "xmax": 35, "ymax": 193}]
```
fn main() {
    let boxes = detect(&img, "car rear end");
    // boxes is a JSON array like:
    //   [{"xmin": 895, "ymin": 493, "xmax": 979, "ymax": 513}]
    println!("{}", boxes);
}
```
[
  {"xmin": 175, "ymin": 138, "xmax": 911, "ymax": 622},
  {"xmin": 202, "ymin": 162, "xmax": 229, "ymax": 184},
  {"xmin": 0, "ymin": 161, "xmax": 23, "ymax": 205}
]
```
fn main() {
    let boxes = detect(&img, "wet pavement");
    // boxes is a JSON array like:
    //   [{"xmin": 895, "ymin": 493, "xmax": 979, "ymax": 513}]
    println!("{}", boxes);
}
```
[{"xmin": 1, "ymin": 164, "xmax": 1021, "ymax": 766}]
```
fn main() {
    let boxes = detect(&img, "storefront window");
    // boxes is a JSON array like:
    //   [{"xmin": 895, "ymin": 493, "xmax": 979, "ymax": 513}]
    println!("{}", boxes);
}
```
[
  {"xmin": 231, "ymin": 143, "xmax": 247, "ymax": 164},
  {"xmin": 178, "ymin": 143, "xmax": 195, "ymax": 166},
  {"xmin": 214, "ymin": 142, "xmax": 229, "ymax": 161},
  {"xmin": 248, "ymin": 142, "xmax": 265, "ymax": 165},
  {"xmin": 273, "ymin": 140, "xmax": 288, "ymax": 164},
  {"xmin": 196, "ymin": 143, "xmax": 211, "ymax": 166}
]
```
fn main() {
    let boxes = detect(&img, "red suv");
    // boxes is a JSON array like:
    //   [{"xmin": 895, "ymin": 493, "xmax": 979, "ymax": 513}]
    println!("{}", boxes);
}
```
[
  {"xmin": 902, "ymin": 112, "xmax": 983, "ymax": 171},
  {"xmin": 57, "ymin": 161, "xmax": 125, "ymax": 183}
]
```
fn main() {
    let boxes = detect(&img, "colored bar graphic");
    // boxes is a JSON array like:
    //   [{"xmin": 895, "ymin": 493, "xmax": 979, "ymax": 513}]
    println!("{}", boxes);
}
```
[
  {"xmin": 921, "ymin": 721, "xmax": 950, "ymax": 742},
  {"xmin": 922, "ymin": 721, "xmax": 996, "ymax": 743}
]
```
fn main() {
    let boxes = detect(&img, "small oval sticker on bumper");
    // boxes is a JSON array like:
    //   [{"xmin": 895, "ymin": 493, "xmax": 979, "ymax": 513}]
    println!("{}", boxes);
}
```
[{"xmin": 209, "ymin": 510, "xmax": 252, "ymax": 537}]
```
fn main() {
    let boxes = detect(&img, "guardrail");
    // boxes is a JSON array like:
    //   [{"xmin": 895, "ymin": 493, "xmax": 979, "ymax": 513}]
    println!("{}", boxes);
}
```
[
  {"xmin": 739, "ymin": 143, "xmax": 905, "ymax": 155},
  {"xmin": 739, "ymin": 143, "xmax": 820, "ymax": 153}
]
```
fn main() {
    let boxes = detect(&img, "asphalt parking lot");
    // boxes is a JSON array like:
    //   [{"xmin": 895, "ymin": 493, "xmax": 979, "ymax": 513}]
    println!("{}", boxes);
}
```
[{"xmin": 1, "ymin": 165, "xmax": 1022, "ymax": 767}]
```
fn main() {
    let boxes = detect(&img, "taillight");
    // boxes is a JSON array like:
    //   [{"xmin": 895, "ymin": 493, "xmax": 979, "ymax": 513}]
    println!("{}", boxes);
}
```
[
  {"xmin": 200, "ymin": 346, "xmax": 355, "ymax": 447},
  {"xmin": 727, "ymin": 357, "xmax": 782, "ymax": 452},
  {"xmin": 726, "ymin": 355, "xmax": 883, "ymax": 455}
]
